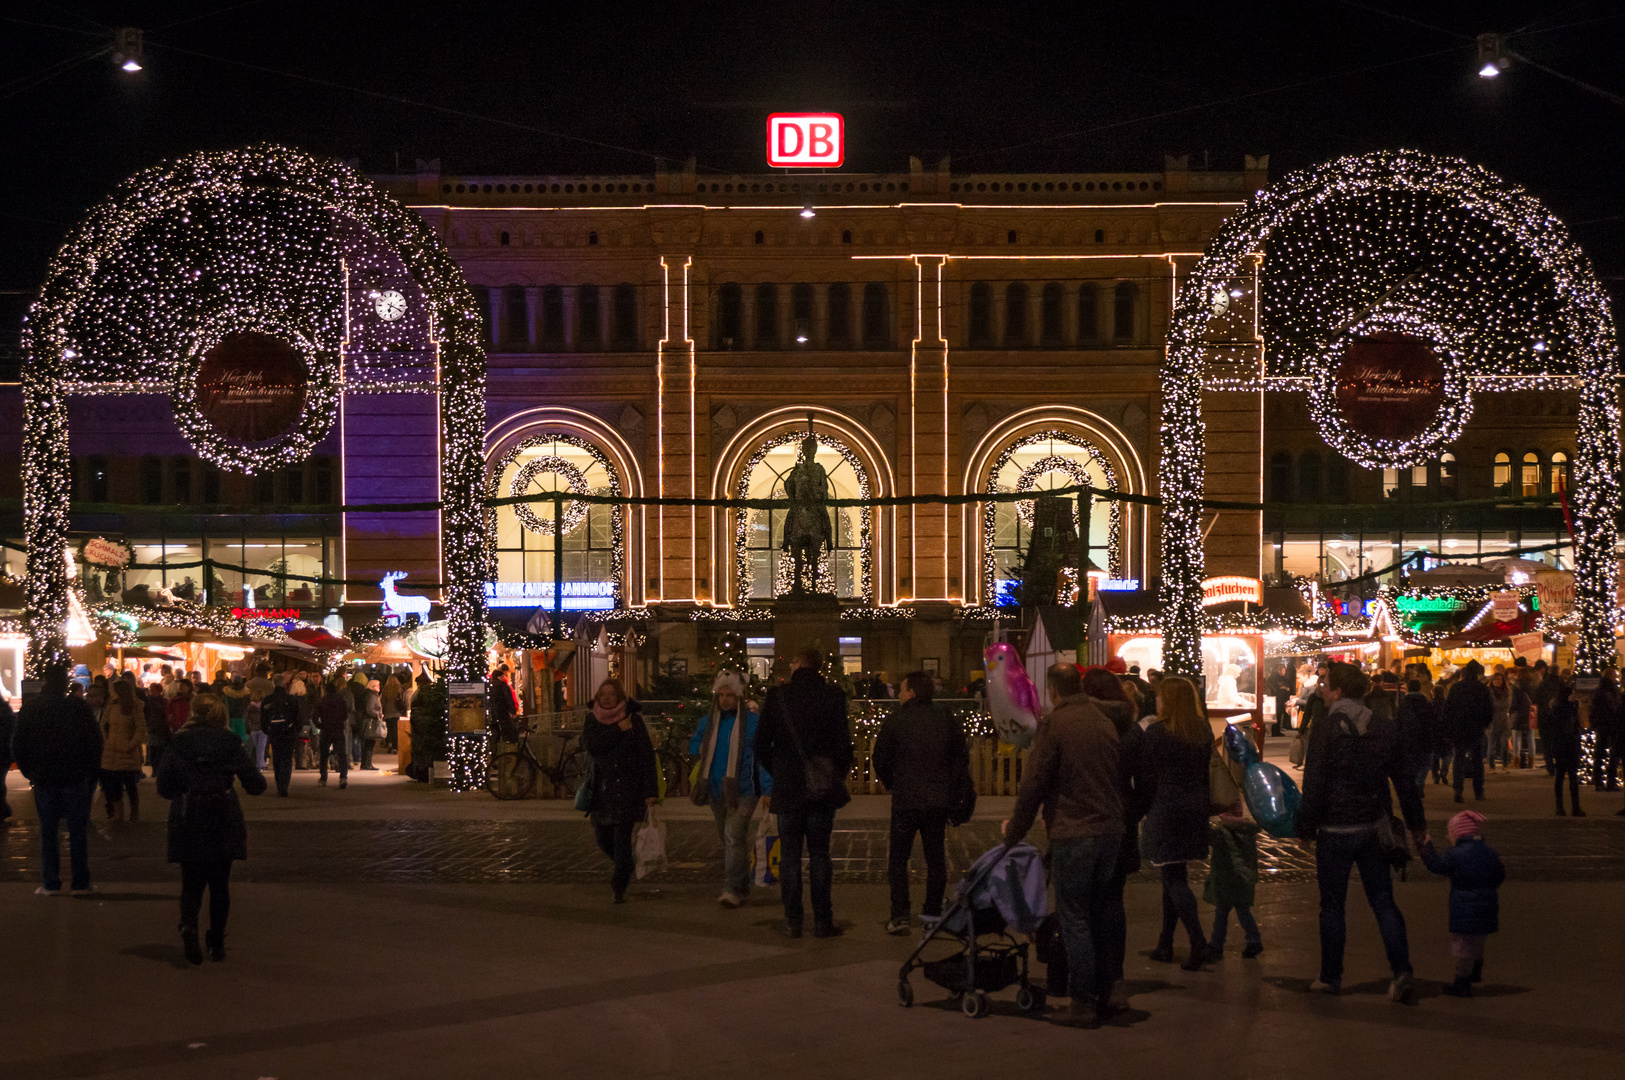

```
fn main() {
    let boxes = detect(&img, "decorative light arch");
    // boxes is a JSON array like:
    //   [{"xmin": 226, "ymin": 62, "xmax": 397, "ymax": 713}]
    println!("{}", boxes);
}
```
[
  {"xmin": 1162, "ymin": 150, "xmax": 1618, "ymax": 675},
  {"xmin": 21, "ymin": 147, "xmax": 489, "ymax": 688}
]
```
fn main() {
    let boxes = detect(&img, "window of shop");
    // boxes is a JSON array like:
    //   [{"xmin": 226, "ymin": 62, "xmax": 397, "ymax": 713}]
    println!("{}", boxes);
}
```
[
  {"xmin": 967, "ymin": 282, "xmax": 992, "ymax": 347},
  {"xmin": 987, "ymin": 432, "xmax": 1119, "ymax": 604},
  {"xmin": 1112, "ymin": 282, "xmax": 1138, "ymax": 342},
  {"xmin": 141, "ymin": 456, "xmax": 163, "ymax": 504},
  {"xmin": 1383, "ymin": 467, "xmax": 1399, "ymax": 499},
  {"xmin": 469, "ymin": 285, "xmax": 492, "ymax": 343},
  {"xmin": 503, "ymin": 285, "xmax": 529, "ymax": 346},
  {"xmin": 839, "ymin": 636, "xmax": 863, "ymax": 675},
  {"xmin": 746, "ymin": 637, "xmax": 776, "ymax": 682},
  {"xmin": 256, "ymin": 470, "xmax": 276, "ymax": 504},
  {"xmin": 1550, "ymin": 450, "xmax": 1570, "ymax": 493},
  {"xmin": 1269, "ymin": 452, "xmax": 1293, "ymax": 502},
  {"xmin": 202, "ymin": 466, "xmax": 221, "ymax": 505},
  {"xmin": 1297, "ymin": 452, "xmax": 1321, "ymax": 502},
  {"xmin": 284, "ymin": 463, "xmax": 304, "ymax": 504},
  {"xmin": 1493, "ymin": 452, "xmax": 1512, "ymax": 495},
  {"xmin": 170, "ymin": 457, "xmax": 192, "ymax": 504},
  {"xmin": 313, "ymin": 458, "xmax": 334, "ymax": 504},
  {"xmin": 1003, "ymin": 282, "xmax": 1028, "ymax": 346},
  {"xmin": 85, "ymin": 455, "xmax": 109, "ymax": 502},
  {"xmin": 1078, "ymin": 284, "xmax": 1099, "ymax": 342},
  {"xmin": 739, "ymin": 433, "xmax": 869, "ymax": 600},
  {"xmin": 490, "ymin": 434, "xmax": 622, "ymax": 609},
  {"xmin": 1326, "ymin": 453, "xmax": 1350, "ymax": 503},
  {"xmin": 827, "ymin": 282, "xmax": 852, "ymax": 346},
  {"xmin": 1440, "ymin": 452, "xmax": 1457, "ymax": 498}
]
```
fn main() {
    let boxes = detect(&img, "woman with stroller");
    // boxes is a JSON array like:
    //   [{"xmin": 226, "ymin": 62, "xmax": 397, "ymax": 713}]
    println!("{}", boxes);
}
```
[
  {"xmin": 1141, "ymin": 676, "xmax": 1214, "ymax": 971},
  {"xmin": 581, "ymin": 679, "xmax": 658, "ymax": 904}
]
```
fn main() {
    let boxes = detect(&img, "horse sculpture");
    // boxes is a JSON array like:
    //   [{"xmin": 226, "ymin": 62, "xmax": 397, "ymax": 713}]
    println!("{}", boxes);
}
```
[
  {"xmin": 380, "ymin": 571, "xmax": 432, "ymax": 624},
  {"xmin": 780, "ymin": 433, "xmax": 833, "ymax": 596}
]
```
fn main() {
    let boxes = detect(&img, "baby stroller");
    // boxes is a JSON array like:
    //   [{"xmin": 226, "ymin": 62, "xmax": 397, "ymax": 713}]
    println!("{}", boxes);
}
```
[{"xmin": 897, "ymin": 842, "xmax": 1049, "ymax": 1018}]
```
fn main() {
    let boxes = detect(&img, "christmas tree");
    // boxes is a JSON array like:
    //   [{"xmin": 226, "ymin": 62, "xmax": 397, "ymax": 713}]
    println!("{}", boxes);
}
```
[{"xmin": 713, "ymin": 627, "xmax": 750, "ymax": 682}]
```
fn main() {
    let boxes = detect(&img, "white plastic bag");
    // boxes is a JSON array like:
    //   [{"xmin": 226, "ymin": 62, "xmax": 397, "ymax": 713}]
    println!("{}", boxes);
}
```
[
  {"xmin": 634, "ymin": 806, "xmax": 667, "ymax": 880},
  {"xmin": 752, "ymin": 812, "xmax": 780, "ymax": 888}
]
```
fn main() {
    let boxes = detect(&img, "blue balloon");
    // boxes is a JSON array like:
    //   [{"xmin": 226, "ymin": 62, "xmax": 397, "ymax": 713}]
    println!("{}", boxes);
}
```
[
  {"xmin": 1242, "ymin": 761, "xmax": 1301, "ymax": 839},
  {"xmin": 1223, "ymin": 723, "xmax": 1261, "ymax": 767}
]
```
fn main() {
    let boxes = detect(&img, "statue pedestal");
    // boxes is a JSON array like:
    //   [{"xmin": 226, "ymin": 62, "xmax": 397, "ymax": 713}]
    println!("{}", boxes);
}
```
[{"xmin": 772, "ymin": 595, "xmax": 843, "ymax": 671}]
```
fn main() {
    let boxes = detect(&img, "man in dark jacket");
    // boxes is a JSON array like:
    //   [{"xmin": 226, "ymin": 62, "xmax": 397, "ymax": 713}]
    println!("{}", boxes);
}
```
[
  {"xmin": 756, "ymin": 647, "xmax": 853, "ymax": 939},
  {"xmin": 1590, "ymin": 668, "xmax": 1621, "ymax": 791},
  {"xmin": 12, "ymin": 665, "xmax": 103, "ymax": 894},
  {"xmin": 1532, "ymin": 662, "xmax": 1560, "ymax": 774},
  {"xmin": 1004, "ymin": 663, "xmax": 1123, "ymax": 1028},
  {"xmin": 1443, "ymin": 660, "xmax": 1493, "ymax": 803},
  {"xmin": 260, "ymin": 675, "xmax": 304, "ymax": 797},
  {"xmin": 1395, "ymin": 680, "xmax": 1437, "ymax": 796},
  {"xmin": 1298, "ymin": 662, "xmax": 1427, "ymax": 1003},
  {"xmin": 873, "ymin": 671, "xmax": 970, "ymax": 934}
]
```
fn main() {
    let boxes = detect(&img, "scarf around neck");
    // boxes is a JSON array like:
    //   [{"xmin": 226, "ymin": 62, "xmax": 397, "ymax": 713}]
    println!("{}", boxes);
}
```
[
  {"xmin": 698, "ymin": 707, "xmax": 744, "ymax": 783},
  {"xmin": 592, "ymin": 698, "xmax": 627, "ymax": 726}
]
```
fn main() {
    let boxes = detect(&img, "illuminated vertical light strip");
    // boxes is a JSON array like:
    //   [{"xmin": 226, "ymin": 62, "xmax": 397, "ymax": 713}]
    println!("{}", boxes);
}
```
[
  {"xmin": 684, "ymin": 256, "xmax": 697, "ymax": 602},
  {"xmin": 338, "ymin": 260, "xmax": 352, "ymax": 608},
  {"xmin": 1251, "ymin": 253, "xmax": 1264, "ymax": 579},
  {"xmin": 907, "ymin": 259, "xmax": 918, "ymax": 602},
  {"xmin": 938, "ymin": 257, "xmax": 952, "ymax": 601},
  {"xmin": 655, "ymin": 257, "xmax": 670, "ymax": 603}
]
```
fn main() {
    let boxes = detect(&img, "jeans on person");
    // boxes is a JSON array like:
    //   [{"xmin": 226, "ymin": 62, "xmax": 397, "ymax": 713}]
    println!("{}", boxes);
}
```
[
  {"xmin": 34, "ymin": 779, "xmax": 95, "ymax": 891},
  {"xmin": 360, "ymin": 739, "xmax": 376, "ymax": 769},
  {"xmin": 250, "ymin": 730, "xmax": 268, "ymax": 771},
  {"xmin": 592, "ymin": 818, "xmax": 637, "ymax": 897},
  {"xmin": 777, "ymin": 804, "xmax": 837, "ymax": 929},
  {"xmin": 1048, "ymin": 834, "xmax": 1117, "ymax": 1002},
  {"xmin": 1453, "ymin": 743, "xmax": 1485, "ymax": 799},
  {"xmin": 318, "ymin": 732, "xmax": 349, "ymax": 782},
  {"xmin": 1099, "ymin": 865, "xmax": 1130, "ymax": 990},
  {"xmin": 1510, "ymin": 730, "xmax": 1532, "ymax": 767},
  {"xmin": 269, "ymin": 737, "xmax": 296, "ymax": 796},
  {"xmin": 1314, "ymin": 826, "xmax": 1412, "ymax": 983},
  {"xmin": 179, "ymin": 858, "xmax": 233, "ymax": 933},
  {"xmin": 1555, "ymin": 761, "xmax": 1581, "ymax": 811},
  {"xmin": 710, "ymin": 794, "xmax": 758, "ymax": 898},
  {"xmin": 98, "ymin": 769, "xmax": 141, "ymax": 817},
  {"xmin": 1487, "ymin": 721, "xmax": 1511, "ymax": 769},
  {"xmin": 1210, "ymin": 902, "xmax": 1261, "ymax": 951},
  {"xmin": 887, "ymin": 805, "xmax": 949, "ymax": 920},
  {"xmin": 1156, "ymin": 862, "xmax": 1206, "ymax": 954}
]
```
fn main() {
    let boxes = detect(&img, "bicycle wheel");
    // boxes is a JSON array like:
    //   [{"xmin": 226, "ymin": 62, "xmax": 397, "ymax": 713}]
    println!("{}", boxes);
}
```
[
  {"xmin": 486, "ymin": 751, "xmax": 538, "ymax": 800},
  {"xmin": 660, "ymin": 749, "xmax": 689, "ymax": 797},
  {"xmin": 555, "ymin": 748, "xmax": 586, "ymax": 797}
]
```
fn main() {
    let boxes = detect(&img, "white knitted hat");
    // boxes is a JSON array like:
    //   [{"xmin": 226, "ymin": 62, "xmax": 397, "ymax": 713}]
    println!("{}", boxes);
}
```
[{"xmin": 712, "ymin": 670, "xmax": 744, "ymax": 697}]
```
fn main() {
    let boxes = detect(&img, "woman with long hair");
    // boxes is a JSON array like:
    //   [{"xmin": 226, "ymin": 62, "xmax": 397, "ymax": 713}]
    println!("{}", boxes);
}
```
[
  {"xmin": 99, "ymin": 679, "xmax": 146, "ymax": 821},
  {"xmin": 1142, "ymin": 676, "xmax": 1214, "ymax": 970},
  {"xmin": 581, "ymin": 678, "xmax": 658, "ymax": 903},
  {"xmin": 1487, "ymin": 670, "xmax": 1512, "ymax": 772}
]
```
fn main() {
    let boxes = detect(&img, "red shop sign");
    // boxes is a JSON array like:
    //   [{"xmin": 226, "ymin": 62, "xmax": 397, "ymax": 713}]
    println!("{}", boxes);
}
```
[
  {"xmin": 1335, "ymin": 333, "xmax": 1445, "ymax": 441},
  {"xmin": 196, "ymin": 331, "xmax": 308, "ymax": 444}
]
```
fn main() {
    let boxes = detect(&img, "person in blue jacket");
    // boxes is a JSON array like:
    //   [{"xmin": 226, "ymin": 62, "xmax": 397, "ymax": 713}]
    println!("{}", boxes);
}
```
[
  {"xmin": 689, "ymin": 670, "xmax": 771, "ymax": 908},
  {"xmin": 1418, "ymin": 809, "xmax": 1505, "ymax": 997}
]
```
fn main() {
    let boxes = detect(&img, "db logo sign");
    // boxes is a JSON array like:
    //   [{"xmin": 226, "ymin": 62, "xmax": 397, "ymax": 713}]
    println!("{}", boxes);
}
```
[{"xmin": 767, "ymin": 113, "xmax": 844, "ymax": 168}]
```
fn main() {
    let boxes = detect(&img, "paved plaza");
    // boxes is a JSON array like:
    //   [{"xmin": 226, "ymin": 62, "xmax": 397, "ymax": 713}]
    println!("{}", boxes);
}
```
[{"xmin": 3, "ymin": 752, "xmax": 1624, "ymax": 1079}]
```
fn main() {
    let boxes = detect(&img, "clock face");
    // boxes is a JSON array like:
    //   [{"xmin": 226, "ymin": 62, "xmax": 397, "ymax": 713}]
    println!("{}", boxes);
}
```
[
  {"xmin": 1209, "ymin": 286, "xmax": 1231, "ymax": 317},
  {"xmin": 373, "ymin": 289, "xmax": 407, "ymax": 322}
]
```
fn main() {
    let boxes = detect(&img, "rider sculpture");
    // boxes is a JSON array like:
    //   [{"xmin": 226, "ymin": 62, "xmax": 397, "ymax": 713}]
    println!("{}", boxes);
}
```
[{"xmin": 780, "ymin": 433, "xmax": 834, "ymax": 596}]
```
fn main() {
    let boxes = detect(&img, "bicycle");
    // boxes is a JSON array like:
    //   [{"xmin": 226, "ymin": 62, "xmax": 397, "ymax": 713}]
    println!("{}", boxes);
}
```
[
  {"xmin": 486, "ymin": 723, "xmax": 586, "ymax": 800},
  {"xmin": 653, "ymin": 722, "xmax": 692, "ymax": 799}
]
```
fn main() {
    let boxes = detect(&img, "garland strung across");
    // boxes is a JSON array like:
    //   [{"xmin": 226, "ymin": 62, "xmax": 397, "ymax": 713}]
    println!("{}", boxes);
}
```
[{"xmin": 734, "ymin": 431, "xmax": 871, "ymax": 603}]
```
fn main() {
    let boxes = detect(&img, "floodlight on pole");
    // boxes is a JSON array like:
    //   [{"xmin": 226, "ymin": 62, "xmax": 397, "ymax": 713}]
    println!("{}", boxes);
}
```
[
  {"xmin": 1477, "ymin": 32, "xmax": 1508, "ymax": 79},
  {"xmin": 114, "ymin": 28, "xmax": 144, "ymax": 73}
]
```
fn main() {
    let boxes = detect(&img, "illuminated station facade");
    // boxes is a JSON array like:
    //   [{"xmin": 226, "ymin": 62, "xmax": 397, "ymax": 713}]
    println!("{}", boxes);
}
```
[{"xmin": 0, "ymin": 145, "xmax": 1588, "ymax": 700}]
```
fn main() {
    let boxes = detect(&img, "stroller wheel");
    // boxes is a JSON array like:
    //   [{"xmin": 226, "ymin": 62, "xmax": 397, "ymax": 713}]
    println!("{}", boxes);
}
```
[
  {"xmin": 1016, "ymin": 985, "xmax": 1046, "ymax": 1013},
  {"xmin": 897, "ymin": 980, "xmax": 914, "ymax": 1008},
  {"xmin": 962, "ymin": 991, "xmax": 989, "ymax": 1019}
]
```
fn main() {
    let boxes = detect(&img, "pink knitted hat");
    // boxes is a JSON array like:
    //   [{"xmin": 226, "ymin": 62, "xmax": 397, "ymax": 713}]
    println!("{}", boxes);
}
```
[{"xmin": 1448, "ymin": 810, "xmax": 1485, "ymax": 842}]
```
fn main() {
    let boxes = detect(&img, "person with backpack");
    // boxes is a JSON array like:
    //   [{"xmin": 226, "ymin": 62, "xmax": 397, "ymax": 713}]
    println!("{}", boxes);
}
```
[
  {"xmin": 873, "ymin": 670, "xmax": 969, "ymax": 935},
  {"xmin": 756, "ymin": 647, "xmax": 853, "ymax": 939},
  {"xmin": 260, "ymin": 675, "xmax": 304, "ymax": 797},
  {"xmin": 157, "ymin": 692, "xmax": 267, "ymax": 963},
  {"xmin": 12, "ymin": 665, "xmax": 102, "ymax": 894},
  {"xmin": 1298, "ymin": 662, "xmax": 1428, "ymax": 1003}
]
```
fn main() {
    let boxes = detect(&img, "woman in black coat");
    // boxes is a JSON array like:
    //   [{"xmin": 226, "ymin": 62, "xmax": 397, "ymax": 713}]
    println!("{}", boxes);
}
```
[
  {"xmin": 1140, "ymin": 676, "xmax": 1215, "ymax": 970},
  {"xmin": 156, "ymin": 695, "xmax": 266, "ymax": 964},
  {"xmin": 581, "ymin": 679, "xmax": 659, "ymax": 903}
]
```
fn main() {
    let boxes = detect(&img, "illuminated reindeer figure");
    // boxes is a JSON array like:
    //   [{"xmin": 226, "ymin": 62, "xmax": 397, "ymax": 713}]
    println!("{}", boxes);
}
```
[{"xmin": 380, "ymin": 571, "xmax": 431, "ymax": 625}]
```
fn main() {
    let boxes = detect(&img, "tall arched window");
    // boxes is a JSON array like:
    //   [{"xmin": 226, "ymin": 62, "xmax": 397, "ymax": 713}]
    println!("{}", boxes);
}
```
[
  {"xmin": 86, "ymin": 455, "xmax": 109, "ymax": 502},
  {"xmin": 1326, "ymin": 453, "xmax": 1350, "ymax": 503},
  {"xmin": 611, "ymin": 283, "xmax": 638, "ymax": 347},
  {"xmin": 1269, "ymin": 452, "xmax": 1293, "ymax": 502},
  {"xmin": 489, "ymin": 434, "xmax": 623, "ymax": 608},
  {"xmin": 141, "ymin": 456, "xmax": 163, "ymax": 504},
  {"xmin": 1550, "ymin": 450, "xmax": 1570, "ymax": 494},
  {"xmin": 577, "ymin": 285, "xmax": 601, "ymax": 347},
  {"xmin": 283, "ymin": 463, "xmax": 304, "ymax": 504},
  {"xmin": 256, "ymin": 470, "xmax": 276, "ymax": 504},
  {"xmin": 170, "ymin": 457, "xmax": 192, "ymax": 504},
  {"xmin": 1521, "ymin": 451, "xmax": 1541, "ymax": 498},
  {"xmin": 1040, "ymin": 282, "xmax": 1064, "ymax": 347},
  {"xmin": 754, "ymin": 283, "xmax": 779, "ymax": 347},
  {"xmin": 1003, "ymin": 282, "xmax": 1029, "ymax": 346},
  {"xmin": 1112, "ymin": 281, "xmax": 1138, "ymax": 341},
  {"xmin": 539, "ymin": 285, "xmax": 565, "ymax": 346},
  {"xmin": 861, "ymin": 283, "xmax": 888, "ymax": 347},
  {"xmin": 1077, "ymin": 284, "xmax": 1099, "ymax": 342},
  {"xmin": 827, "ymin": 282, "xmax": 851, "ymax": 346},
  {"xmin": 1440, "ymin": 452, "xmax": 1457, "ymax": 499},
  {"xmin": 791, "ymin": 283, "xmax": 814, "ymax": 345},
  {"xmin": 313, "ymin": 457, "xmax": 334, "ymax": 504},
  {"xmin": 1493, "ymin": 452, "xmax": 1512, "ymax": 496},
  {"xmin": 1297, "ymin": 451, "xmax": 1321, "ymax": 502},
  {"xmin": 469, "ymin": 285, "xmax": 492, "ymax": 343},
  {"xmin": 715, "ymin": 283, "xmax": 742, "ymax": 349},
  {"xmin": 967, "ymin": 282, "xmax": 992, "ymax": 347},
  {"xmin": 738, "ymin": 433, "xmax": 869, "ymax": 600},
  {"xmin": 202, "ymin": 466, "xmax": 221, "ymax": 505},
  {"xmin": 502, "ymin": 285, "xmax": 529, "ymax": 347},
  {"xmin": 986, "ymin": 432, "xmax": 1121, "ymax": 604}
]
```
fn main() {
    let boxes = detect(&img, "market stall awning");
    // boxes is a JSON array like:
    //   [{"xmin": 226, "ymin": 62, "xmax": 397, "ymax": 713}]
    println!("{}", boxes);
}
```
[{"xmin": 286, "ymin": 626, "xmax": 352, "ymax": 651}]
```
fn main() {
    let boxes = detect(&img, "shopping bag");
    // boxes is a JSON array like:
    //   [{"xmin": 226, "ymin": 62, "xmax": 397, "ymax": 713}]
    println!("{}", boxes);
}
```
[
  {"xmin": 751, "ymin": 812, "xmax": 781, "ymax": 888},
  {"xmin": 634, "ymin": 806, "xmax": 667, "ymax": 880}
]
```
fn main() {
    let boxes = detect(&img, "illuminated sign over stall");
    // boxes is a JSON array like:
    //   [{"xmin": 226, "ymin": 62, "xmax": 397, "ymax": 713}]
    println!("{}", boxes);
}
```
[
  {"xmin": 1201, "ymin": 576, "xmax": 1263, "ymax": 607},
  {"xmin": 483, "ymin": 581, "xmax": 616, "ymax": 611}
]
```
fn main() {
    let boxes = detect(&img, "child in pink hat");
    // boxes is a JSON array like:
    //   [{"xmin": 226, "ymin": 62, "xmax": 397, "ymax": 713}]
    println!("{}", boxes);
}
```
[{"xmin": 1418, "ymin": 810, "xmax": 1505, "ymax": 997}]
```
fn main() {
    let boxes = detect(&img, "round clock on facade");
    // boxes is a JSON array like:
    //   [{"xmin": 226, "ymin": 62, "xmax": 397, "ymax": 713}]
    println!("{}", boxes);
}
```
[
  {"xmin": 1208, "ymin": 286, "xmax": 1230, "ymax": 317},
  {"xmin": 373, "ymin": 289, "xmax": 407, "ymax": 321}
]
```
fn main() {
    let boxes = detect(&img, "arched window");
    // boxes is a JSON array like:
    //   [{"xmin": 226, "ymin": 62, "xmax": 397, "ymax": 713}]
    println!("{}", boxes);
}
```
[
  {"xmin": 256, "ymin": 470, "xmax": 277, "ymax": 504},
  {"xmin": 611, "ymin": 283, "xmax": 637, "ymax": 347},
  {"xmin": 86, "ymin": 455, "xmax": 109, "ymax": 503},
  {"xmin": 539, "ymin": 285, "xmax": 565, "ymax": 346},
  {"xmin": 861, "ymin": 283, "xmax": 888, "ymax": 347},
  {"xmin": 754, "ymin": 229, "xmax": 765, "ymax": 245},
  {"xmin": 490, "ymin": 434, "xmax": 623, "ymax": 607},
  {"xmin": 140, "ymin": 456, "xmax": 163, "ymax": 504},
  {"xmin": 1383, "ymin": 467, "xmax": 1399, "ymax": 499},
  {"xmin": 283, "ymin": 463, "xmax": 304, "ymax": 504},
  {"xmin": 469, "ymin": 285, "xmax": 492, "ymax": 343},
  {"xmin": 1269, "ymin": 452, "xmax": 1293, "ymax": 502},
  {"xmin": 1077, "ymin": 284, "xmax": 1099, "ymax": 342},
  {"xmin": 967, "ymin": 282, "xmax": 992, "ymax": 347},
  {"xmin": 502, "ymin": 285, "xmax": 528, "ymax": 347},
  {"xmin": 1440, "ymin": 452, "xmax": 1457, "ymax": 499},
  {"xmin": 1040, "ymin": 282, "xmax": 1064, "ymax": 347},
  {"xmin": 1112, "ymin": 281, "xmax": 1138, "ymax": 341},
  {"xmin": 1003, "ymin": 282, "xmax": 1029, "ymax": 346},
  {"xmin": 1521, "ymin": 451, "xmax": 1541, "ymax": 498},
  {"xmin": 841, "ymin": 229, "xmax": 852, "ymax": 244},
  {"xmin": 739, "ymin": 433, "xmax": 869, "ymax": 600},
  {"xmin": 1493, "ymin": 452, "xmax": 1512, "ymax": 496},
  {"xmin": 1410, "ymin": 460, "xmax": 1429, "ymax": 493},
  {"xmin": 170, "ymin": 457, "xmax": 192, "ymax": 504},
  {"xmin": 1326, "ymin": 453, "xmax": 1350, "ymax": 504},
  {"xmin": 715, "ymin": 283, "xmax": 742, "ymax": 349},
  {"xmin": 313, "ymin": 457, "xmax": 334, "ymax": 504},
  {"xmin": 791, "ymin": 283, "xmax": 814, "ymax": 345},
  {"xmin": 986, "ymin": 432, "xmax": 1121, "ymax": 604},
  {"xmin": 576, "ymin": 285, "xmax": 601, "ymax": 347},
  {"xmin": 1550, "ymin": 451, "xmax": 1570, "ymax": 494},
  {"xmin": 202, "ymin": 466, "xmax": 221, "ymax": 505},
  {"xmin": 754, "ymin": 283, "xmax": 779, "ymax": 347},
  {"xmin": 1297, "ymin": 451, "xmax": 1321, "ymax": 502},
  {"xmin": 826, "ymin": 283, "xmax": 851, "ymax": 346}
]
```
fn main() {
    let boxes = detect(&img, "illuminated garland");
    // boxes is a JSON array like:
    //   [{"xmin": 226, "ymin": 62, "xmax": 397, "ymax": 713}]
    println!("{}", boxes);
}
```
[
  {"xmin": 840, "ymin": 606, "xmax": 916, "ymax": 621},
  {"xmin": 690, "ymin": 607, "xmax": 775, "ymax": 623},
  {"xmin": 510, "ymin": 458, "xmax": 589, "ymax": 535},
  {"xmin": 1163, "ymin": 150, "xmax": 1618, "ymax": 676},
  {"xmin": 1369, "ymin": 583, "xmax": 1542, "ymax": 649},
  {"xmin": 486, "ymin": 433, "xmax": 624, "ymax": 606},
  {"xmin": 983, "ymin": 431, "xmax": 1121, "ymax": 605},
  {"xmin": 733, "ymin": 431, "xmax": 871, "ymax": 603}
]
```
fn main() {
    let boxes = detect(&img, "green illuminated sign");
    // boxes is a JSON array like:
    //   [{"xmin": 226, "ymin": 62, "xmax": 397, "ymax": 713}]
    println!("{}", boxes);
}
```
[{"xmin": 1396, "ymin": 597, "xmax": 1469, "ymax": 615}]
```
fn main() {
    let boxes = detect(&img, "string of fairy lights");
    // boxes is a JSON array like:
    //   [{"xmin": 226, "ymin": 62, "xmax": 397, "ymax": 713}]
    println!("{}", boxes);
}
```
[{"xmin": 1164, "ymin": 150, "xmax": 1618, "ymax": 677}]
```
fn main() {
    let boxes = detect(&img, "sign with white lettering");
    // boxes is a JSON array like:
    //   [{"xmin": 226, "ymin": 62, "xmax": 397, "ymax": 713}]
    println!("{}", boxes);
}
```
[
  {"xmin": 1201, "ymin": 576, "xmax": 1263, "ymax": 607},
  {"xmin": 483, "ymin": 580, "xmax": 616, "ymax": 610},
  {"xmin": 766, "ymin": 113, "xmax": 845, "ymax": 168},
  {"xmin": 196, "ymin": 331, "xmax": 307, "ymax": 444}
]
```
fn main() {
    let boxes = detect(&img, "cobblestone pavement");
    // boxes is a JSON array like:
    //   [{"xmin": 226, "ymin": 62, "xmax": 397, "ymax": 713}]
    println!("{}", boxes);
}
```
[{"xmin": 4, "ymin": 815, "xmax": 1623, "ymax": 885}]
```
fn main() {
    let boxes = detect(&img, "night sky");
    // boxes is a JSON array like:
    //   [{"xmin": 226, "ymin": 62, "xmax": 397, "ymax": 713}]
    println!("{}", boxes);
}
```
[{"xmin": 3, "ymin": 1, "xmax": 1623, "ymax": 299}]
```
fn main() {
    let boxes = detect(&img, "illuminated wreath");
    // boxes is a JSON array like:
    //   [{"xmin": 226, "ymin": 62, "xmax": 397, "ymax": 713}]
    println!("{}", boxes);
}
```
[
  {"xmin": 510, "ymin": 456, "xmax": 590, "ymax": 536},
  {"xmin": 983, "ymin": 431, "xmax": 1121, "ymax": 604},
  {"xmin": 1014, "ymin": 456, "xmax": 1095, "ymax": 529}
]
